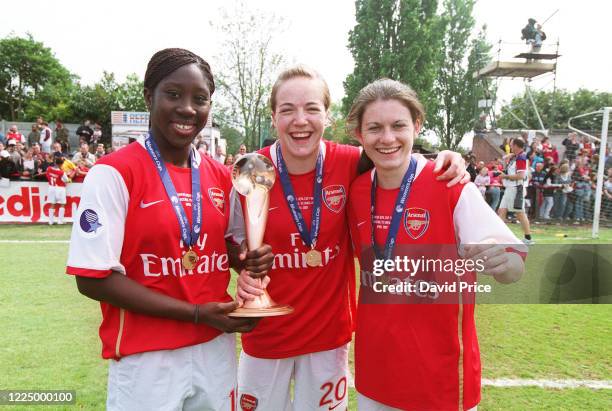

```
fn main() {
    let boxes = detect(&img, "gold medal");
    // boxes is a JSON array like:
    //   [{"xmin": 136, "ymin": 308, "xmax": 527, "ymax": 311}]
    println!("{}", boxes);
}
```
[
  {"xmin": 182, "ymin": 249, "xmax": 198, "ymax": 270},
  {"xmin": 305, "ymin": 249, "xmax": 323, "ymax": 267}
]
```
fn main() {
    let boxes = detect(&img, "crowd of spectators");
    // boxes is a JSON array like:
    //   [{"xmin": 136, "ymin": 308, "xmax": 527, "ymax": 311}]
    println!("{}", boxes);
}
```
[
  {"xmin": 195, "ymin": 139, "xmax": 265, "ymax": 170},
  {"xmin": 0, "ymin": 118, "xmax": 110, "ymax": 183},
  {"xmin": 469, "ymin": 132, "xmax": 612, "ymax": 225}
]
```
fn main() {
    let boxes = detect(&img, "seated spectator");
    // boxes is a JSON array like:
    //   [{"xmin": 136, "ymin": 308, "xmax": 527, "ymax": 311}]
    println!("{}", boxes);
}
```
[
  {"xmin": 50, "ymin": 141, "xmax": 68, "ymax": 158},
  {"xmin": 71, "ymin": 143, "xmax": 96, "ymax": 168},
  {"xmin": 6, "ymin": 125, "xmax": 26, "ymax": 144},
  {"xmin": 33, "ymin": 152, "xmax": 52, "ymax": 181},
  {"xmin": 21, "ymin": 150, "xmax": 37, "ymax": 180},
  {"xmin": 31, "ymin": 143, "xmax": 43, "ymax": 160},
  {"xmin": 15, "ymin": 141, "xmax": 27, "ymax": 157},
  {"xmin": 1, "ymin": 150, "xmax": 19, "ymax": 180},
  {"xmin": 6, "ymin": 140, "xmax": 22, "ymax": 172},
  {"xmin": 94, "ymin": 143, "xmax": 106, "ymax": 160},
  {"xmin": 72, "ymin": 159, "xmax": 90, "ymax": 183},
  {"xmin": 474, "ymin": 166, "xmax": 490, "ymax": 198}
]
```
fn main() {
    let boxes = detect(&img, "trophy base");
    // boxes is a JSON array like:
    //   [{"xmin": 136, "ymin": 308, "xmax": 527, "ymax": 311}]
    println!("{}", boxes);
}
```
[{"xmin": 228, "ymin": 305, "xmax": 294, "ymax": 318}]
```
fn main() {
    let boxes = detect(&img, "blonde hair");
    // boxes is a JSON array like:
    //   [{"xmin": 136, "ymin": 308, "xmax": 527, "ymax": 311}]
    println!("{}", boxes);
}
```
[
  {"xmin": 346, "ymin": 79, "xmax": 425, "ymax": 136},
  {"xmin": 270, "ymin": 65, "xmax": 331, "ymax": 112}
]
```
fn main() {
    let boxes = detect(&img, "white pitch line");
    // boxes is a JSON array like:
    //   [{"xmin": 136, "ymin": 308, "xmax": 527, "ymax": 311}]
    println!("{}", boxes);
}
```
[
  {"xmin": 482, "ymin": 378, "xmax": 612, "ymax": 390},
  {"xmin": 0, "ymin": 240, "xmax": 69, "ymax": 243}
]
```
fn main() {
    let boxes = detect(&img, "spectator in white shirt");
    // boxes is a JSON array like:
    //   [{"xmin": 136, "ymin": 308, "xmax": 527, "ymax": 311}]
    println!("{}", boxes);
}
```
[{"xmin": 71, "ymin": 143, "xmax": 96, "ymax": 168}]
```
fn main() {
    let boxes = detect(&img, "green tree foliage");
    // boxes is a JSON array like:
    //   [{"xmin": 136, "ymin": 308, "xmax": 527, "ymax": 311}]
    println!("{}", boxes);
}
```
[
  {"xmin": 343, "ymin": 0, "xmax": 444, "ymax": 122},
  {"xmin": 213, "ymin": 2, "xmax": 284, "ymax": 151},
  {"xmin": 435, "ymin": 0, "xmax": 492, "ymax": 149},
  {"xmin": 70, "ymin": 72, "xmax": 146, "ymax": 136},
  {"xmin": 497, "ymin": 89, "xmax": 612, "ymax": 131},
  {"xmin": 323, "ymin": 102, "xmax": 355, "ymax": 145},
  {"xmin": 0, "ymin": 34, "xmax": 73, "ymax": 121}
]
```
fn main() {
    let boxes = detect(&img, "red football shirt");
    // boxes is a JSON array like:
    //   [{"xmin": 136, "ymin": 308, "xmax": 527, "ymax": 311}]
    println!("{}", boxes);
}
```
[
  {"xmin": 66, "ymin": 141, "xmax": 234, "ymax": 359},
  {"xmin": 348, "ymin": 158, "xmax": 524, "ymax": 411},
  {"xmin": 237, "ymin": 140, "xmax": 360, "ymax": 358},
  {"xmin": 46, "ymin": 166, "xmax": 67, "ymax": 187}
]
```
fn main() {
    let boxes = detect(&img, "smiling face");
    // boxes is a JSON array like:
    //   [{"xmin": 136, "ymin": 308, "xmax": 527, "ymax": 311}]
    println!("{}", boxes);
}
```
[
  {"xmin": 144, "ymin": 63, "xmax": 211, "ymax": 151},
  {"xmin": 356, "ymin": 98, "xmax": 420, "ymax": 176},
  {"xmin": 271, "ymin": 76, "xmax": 328, "ymax": 166}
]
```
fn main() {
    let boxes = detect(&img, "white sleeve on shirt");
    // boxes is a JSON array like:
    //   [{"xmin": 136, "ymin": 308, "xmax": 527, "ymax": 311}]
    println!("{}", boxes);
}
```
[
  {"xmin": 66, "ymin": 164, "xmax": 129, "ymax": 276},
  {"xmin": 453, "ymin": 182, "xmax": 525, "ymax": 251}
]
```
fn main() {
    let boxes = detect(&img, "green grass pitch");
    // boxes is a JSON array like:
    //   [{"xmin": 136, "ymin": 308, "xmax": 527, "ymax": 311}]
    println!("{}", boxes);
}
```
[{"xmin": 0, "ymin": 224, "xmax": 610, "ymax": 410}]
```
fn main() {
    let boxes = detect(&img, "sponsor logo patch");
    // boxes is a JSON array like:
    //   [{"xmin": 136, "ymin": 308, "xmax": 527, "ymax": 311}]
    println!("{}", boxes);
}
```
[
  {"xmin": 80, "ymin": 209, "xmax": 103, "ymax": 234},
  {"xmin": 403, "ymin": 207, "xmax": 430, "ymax": 239},
  {"xmin": 240, "ymin": 393, "xmax": 258, "ymax": 410},
  {"xmin": 208, "ymin": 187, "xmax": 225, "ymax": 214},
  {"xmin": 322, "ymin": 184, "xmax": 346, "ymax": 213}
]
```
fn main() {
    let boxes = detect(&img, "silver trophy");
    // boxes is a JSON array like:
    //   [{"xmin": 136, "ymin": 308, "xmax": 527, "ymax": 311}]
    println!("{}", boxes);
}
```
[{"xmin": 229, "ymin": 153, "xmax": 293, "ymax": 317}]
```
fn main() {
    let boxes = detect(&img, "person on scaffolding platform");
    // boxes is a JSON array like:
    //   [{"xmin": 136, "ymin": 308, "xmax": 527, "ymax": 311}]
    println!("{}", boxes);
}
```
[{"xmin": 521, "ymin": 18, "xmax": 546, "ymax": 53}]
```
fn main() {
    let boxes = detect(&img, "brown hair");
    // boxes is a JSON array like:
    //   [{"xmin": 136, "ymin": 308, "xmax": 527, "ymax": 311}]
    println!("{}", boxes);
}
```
[
  {"xmin": 346, "ymin": 79, "xmax": 425, "ymax": 136},
  {"xmin": 270, "ymin": 65, "xmax": 331, "ymax": 112}
]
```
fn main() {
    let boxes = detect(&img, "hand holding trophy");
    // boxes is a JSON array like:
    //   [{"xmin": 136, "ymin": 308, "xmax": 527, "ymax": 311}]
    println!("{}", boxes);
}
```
[{"xmin": 229, "ymin": 153, "xmax": 293, "ymax": 317}]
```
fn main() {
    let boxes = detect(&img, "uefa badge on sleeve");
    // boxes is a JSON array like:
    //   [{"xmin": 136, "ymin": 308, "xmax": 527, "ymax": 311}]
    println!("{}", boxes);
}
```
[{"xmin": 78, "ymin": 207, "xmax": 105, "ymax": 238}]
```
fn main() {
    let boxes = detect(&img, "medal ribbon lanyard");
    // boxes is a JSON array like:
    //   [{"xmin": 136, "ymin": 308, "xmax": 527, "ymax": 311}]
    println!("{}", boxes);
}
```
[
  {"xmin": 276, "ymin": 143, "xmax": 323, "ymax": 249},
  {"xmin": 370, "ymin": 156, "xmax": 417, "ymax": 260},
  {"xmin": 144, "ymin": 133, "xmax": 202, "ymax": 249}
]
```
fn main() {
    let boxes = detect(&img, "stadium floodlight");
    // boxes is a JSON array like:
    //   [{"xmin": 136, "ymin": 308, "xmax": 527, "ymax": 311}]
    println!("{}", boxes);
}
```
[{"xmin": 568, "ymin": 107, "xmax": 611, "ymax": 239}]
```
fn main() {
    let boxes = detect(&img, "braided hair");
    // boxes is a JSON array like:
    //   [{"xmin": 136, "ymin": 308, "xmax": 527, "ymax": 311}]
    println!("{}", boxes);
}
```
[{"xmin": 144, "ymin": 48, "xmax": 215, "ymax": 95}]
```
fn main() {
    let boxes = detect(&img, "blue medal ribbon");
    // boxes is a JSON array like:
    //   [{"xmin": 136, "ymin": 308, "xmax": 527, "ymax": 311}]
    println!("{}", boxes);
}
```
[
  {"xmin": 144, "ymin": 132, "xmax": 202, "ymax": 248},
  {"xmin": 370, "ymin": 156, "xmax": 417, "ymax": 260},
  {"xmin": 276, "ymin": 143, "xmax": 323, "ymax": 248}
]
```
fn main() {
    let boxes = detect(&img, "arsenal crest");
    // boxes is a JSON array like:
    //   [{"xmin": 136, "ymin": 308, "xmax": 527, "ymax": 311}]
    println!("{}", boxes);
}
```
[
  {"xmin": 322, "ymin": 185, "xmax": 346, "ymax": 213},
  {"xmin": 240, "ymin": 394, "xmax": 258, "ymax": 410},
  {"xmin": 403, "ymin": 207, "xmax": 430, "ymax": 239},
  {"xmin": 208, "ymin": 187, "xmax": 225, "ymax": 215}
]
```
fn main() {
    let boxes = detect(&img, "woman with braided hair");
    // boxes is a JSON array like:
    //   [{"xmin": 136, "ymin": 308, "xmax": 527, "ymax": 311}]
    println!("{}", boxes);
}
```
[{"xmin": 66, "ymin": 48, "xmax": 272, "ymax": 410}]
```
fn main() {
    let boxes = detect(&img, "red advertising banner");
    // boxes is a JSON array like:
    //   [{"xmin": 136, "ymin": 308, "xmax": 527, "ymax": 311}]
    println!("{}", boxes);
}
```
[{"xmin": 0, "ymin": 182, "xmax": 82, "ymax": 223}]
